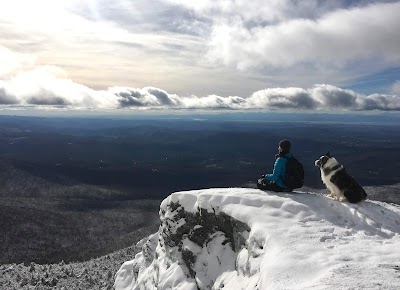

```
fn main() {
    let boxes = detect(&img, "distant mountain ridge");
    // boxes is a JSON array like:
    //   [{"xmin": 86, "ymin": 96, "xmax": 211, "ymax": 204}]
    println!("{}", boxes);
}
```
[{"xmin": 115, "ymin": 188, "xmax": 400, "ymax": 290}]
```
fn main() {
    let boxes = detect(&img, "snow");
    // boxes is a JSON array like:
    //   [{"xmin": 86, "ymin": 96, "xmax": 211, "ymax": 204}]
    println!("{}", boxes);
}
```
[{"xmin": 115, "ymin": 188, "xmax": 400, "ymax": 289}]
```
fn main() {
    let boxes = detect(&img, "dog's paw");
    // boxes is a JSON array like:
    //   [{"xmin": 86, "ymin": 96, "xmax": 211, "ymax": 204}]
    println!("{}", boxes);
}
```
[
  {"xmin": 339, "ymin": 196, "xmax": 347, "ymax": 202},
  {"xmin": 326, "ymin": 192, "xmax": 335, "ymax": 199}
]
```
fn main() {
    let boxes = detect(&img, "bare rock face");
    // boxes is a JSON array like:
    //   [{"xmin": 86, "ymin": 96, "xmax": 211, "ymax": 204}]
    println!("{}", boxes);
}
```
[{"xmin": 160, "ymin": 202, "xmax": 250, "ymax": 279}]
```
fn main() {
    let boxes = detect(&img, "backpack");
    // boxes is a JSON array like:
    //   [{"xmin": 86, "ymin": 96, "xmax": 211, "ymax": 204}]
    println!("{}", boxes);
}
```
[{"xmin": 282, "ymin": 156, "xmax": 304, "ymax": 190}]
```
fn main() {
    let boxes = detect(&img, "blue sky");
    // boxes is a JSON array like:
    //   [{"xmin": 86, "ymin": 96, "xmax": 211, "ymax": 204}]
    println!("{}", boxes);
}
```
[
  {"xmin": 345, "ymin": 67, "xmax": 400, "ymax": 94},
  {"xmin": 0, "ymin": 0, "xmax": 399, "ymax": 112}
]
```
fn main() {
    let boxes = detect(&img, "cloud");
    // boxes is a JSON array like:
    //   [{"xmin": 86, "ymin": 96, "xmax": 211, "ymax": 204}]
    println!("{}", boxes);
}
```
[
  {"xmin": 0, "ymin": 65, "xmax": 399, "ymax": 112},
  {"xmin": 247, "ymin": 88, "xmax": 318, "ymax": 109},
  {"xmin": 360, "ymin": 94, "xmax": 400, "ymax": 111},
  {"xmin": 247, "ymin": 84, "xmax": 400, "ymax": 111},
  {"xmin": 310, "ymin": 85, "xmax": 358, "ymax": 108},
  {"xmin": 391, "ymin": 80, "xmax": 400, "ymax": 95},
  {"xmin": 0, "ymin": 1, "xmax": 208, "ymax": 95},
  {"xmin": 114, "ymin": 89, "xmax": 145, "ymax": 107},
  {"xmin": 111, "ymin": 87, "xmax": 182, "ymax": 108},
  {"xmin": 0, "ymin": 85, "xmax": 19, "ymax": 104},
  {"xmin": 164, "ymin": 0, "xmax": 297, "ymax": 23},
  {"xmin": 26, "ymin": 95, "xmax": 70, "ymax": 106},
  {"xmin": 0, "ymin": 66, "xmax": 118, "ymax": 109},
  {"xmin": 2, "ymin": 0, "xmax": 398, "ymax": 98},
  {"xmin": 0, "ymin": 46, "xmax": 35, "ymax": 77},
  {"xmin": 180, "ymin": 94, "xmax": 246, "ymax": 109},
  {"xmin": 203, "ymin": 2, "xmax": 400, "ymax": 70},
  {"xmin": 164, "ymin": 0, "xmax": 396, "ymax": 22},
  {"xmin": 112, "ymin": 87, "xmax": 245, "ymax": 109}
]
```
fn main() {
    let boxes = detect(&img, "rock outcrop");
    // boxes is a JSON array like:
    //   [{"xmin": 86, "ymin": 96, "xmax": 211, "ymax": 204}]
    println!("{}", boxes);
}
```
[{"xmin": 115, "ymin": 188, "xmax": 400, "ymax": 290}]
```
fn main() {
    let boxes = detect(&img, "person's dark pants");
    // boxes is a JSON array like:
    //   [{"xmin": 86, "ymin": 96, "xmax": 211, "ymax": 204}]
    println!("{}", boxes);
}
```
[{"xmin": 257, "ymin": 180, "xmax": 284, "ymax": 192}]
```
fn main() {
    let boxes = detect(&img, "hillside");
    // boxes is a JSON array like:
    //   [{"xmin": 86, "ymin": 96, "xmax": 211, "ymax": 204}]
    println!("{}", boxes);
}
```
[
  {"xmin": 0, "ymin": 159, "xmax": 161, "ymax": 264},
  {"xmin": 0, "ymin": 245, "xmax": 138, "ymax": 290},
  {"xmin": 115, "ymin": 188, "xmax": 400, "ymax": 289}
]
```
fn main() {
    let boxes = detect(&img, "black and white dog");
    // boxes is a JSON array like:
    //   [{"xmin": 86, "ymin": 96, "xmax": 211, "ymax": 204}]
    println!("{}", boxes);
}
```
[{"xmin": 315, "ymin": 152, "xmax": 367, "ymax": 203}]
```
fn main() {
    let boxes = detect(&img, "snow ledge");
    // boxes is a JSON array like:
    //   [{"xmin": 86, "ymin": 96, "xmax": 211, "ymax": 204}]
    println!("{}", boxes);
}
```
[{"xmin": 115, "ymin": 188, "xmax": 400, "ymax": 290}]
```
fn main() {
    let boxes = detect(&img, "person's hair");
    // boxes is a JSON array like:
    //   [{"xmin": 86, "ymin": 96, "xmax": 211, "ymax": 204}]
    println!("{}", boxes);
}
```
[{"xmin": 279, "ymin": 139, "xmax": 291, "ymax": 153}]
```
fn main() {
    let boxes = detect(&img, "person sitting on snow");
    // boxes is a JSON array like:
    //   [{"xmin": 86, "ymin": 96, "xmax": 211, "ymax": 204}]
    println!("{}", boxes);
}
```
[{"xmin": 257, "ymin": 139, "xmax": 293, "ymax": 192}]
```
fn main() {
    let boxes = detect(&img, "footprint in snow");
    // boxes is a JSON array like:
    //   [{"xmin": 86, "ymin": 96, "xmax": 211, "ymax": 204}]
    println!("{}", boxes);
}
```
[{"xmin": 320, "ymin": 234, "xmax": 337, "ymax": 242}]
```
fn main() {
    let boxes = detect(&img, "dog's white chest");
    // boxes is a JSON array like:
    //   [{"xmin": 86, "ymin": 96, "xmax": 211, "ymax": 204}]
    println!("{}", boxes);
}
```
[
  {"xmin": 320, "ymin": 160, "xmax": 344, "ymax": 199},
  {"xmin": 321, "ymin": 170, "xmax": 334, "ymax": 186}
]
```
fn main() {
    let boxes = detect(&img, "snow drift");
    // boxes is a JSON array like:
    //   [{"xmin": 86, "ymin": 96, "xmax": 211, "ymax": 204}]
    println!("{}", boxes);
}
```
[{"xmin": 115, "ymin": 188, "xmax": 400, "ymax": 289}]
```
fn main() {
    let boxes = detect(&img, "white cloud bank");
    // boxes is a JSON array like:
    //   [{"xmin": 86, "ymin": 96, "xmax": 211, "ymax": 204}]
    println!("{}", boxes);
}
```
[
  {"xmin": 0, "ymin": 66, "xmax": 399, "ymax": 111},
  {"xmin": 0, "ymin": 66, "xmax": 117, "ymax": 109},
  {"xmin": 165, "ymin": 1, "xmax": 400, "ymax": 71}
]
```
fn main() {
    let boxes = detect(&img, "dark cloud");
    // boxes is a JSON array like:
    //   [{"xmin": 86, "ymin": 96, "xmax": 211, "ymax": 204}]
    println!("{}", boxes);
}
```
[
  {"xmin": 0, "ymin": 88, "xmax": 19, "ymax": 104},
  {"xmin": 363, "ymin": 94, "xmax": 389, "ymax": 110},
  {"xmin": 312, "ymin": 85, "xmax": 357, "ymax": 108},
  {"xmin": 114, "ymin": 87, "xmax": 181, "ymax": 108},
  {"xmin": 327, "ymin": 91, "xmax": 357, "ymax": 107},
  {"xmin": 146, "ymin": 88, "xmax": 176, "ymax": 106},
  {"xmin": 76, "ymin": 0, "xmax": 209, "ymax": 36},
  {"xmin": 360, "ymin": 94, "xmax": 400, "ymax": 111},
  {"xmin": 26, "ymin": 95, "xmax": 70, "ymax": 106},
  {"xmin": 296, "ymin": 92, "xmax": 320, "ymax": 109},
  {"xmin": 271, "ymin": 92, "xmax": 318, "ymax": 109},
  {"xmin": 248, "ymin": 88, "xmax": 318, "ymax": 109},
  {"xmin": 248, "ymin": 85, "xmax": 400, "ymax": 111},
  {"xmin": 117, "ymin": 90, "xmax": 146, "ymax": 107}
]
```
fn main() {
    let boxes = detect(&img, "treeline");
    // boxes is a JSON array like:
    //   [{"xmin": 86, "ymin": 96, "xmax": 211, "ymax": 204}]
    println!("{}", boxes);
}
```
[{"xmin": 0, "ymin": 244, "xmax": 139, "ymax": 290}]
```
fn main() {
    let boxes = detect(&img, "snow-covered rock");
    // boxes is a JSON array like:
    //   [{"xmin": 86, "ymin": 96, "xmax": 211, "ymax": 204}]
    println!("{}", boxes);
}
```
[{"xmin": 115, "ymin": 188, "xmax": 400, "ymax": 289}]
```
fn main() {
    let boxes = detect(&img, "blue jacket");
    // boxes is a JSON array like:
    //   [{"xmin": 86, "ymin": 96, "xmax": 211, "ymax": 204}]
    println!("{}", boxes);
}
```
[{"xmin": 265, "ymin": 152, "xmax": 293, "ymax": 188}]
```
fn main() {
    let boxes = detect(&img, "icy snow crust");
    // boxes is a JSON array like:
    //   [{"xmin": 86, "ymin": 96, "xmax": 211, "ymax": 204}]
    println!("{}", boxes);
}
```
[{"xmin": 115, "ymin": 188, "xmax": 400, "ymax": 290}]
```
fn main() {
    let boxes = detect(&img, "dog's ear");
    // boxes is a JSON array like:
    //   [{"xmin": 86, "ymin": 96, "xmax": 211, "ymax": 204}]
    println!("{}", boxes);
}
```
[{"xmin": 326, "ymin": 151, "xmax": 331, "ymax": 157}]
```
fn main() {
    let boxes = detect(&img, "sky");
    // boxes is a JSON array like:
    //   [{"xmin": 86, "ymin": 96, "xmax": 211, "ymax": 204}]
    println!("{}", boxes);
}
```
[{"xmin": 0, "ymin": 0, "xmax": 400, "ymax": 113}]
